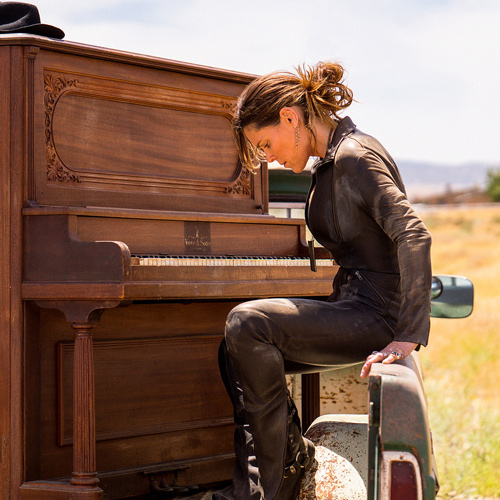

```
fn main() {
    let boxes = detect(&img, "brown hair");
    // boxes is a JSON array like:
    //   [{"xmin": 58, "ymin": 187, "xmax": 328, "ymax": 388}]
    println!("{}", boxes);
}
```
[{"xmin": 232, "ymin": 61, "xmax": 353, "ymax": 169}]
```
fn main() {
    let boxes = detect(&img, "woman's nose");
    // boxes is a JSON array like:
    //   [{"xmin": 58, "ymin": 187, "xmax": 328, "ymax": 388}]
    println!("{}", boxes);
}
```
[{"xmin": 266, "ymin": 151, "xmax": 277, "ymax": 163}]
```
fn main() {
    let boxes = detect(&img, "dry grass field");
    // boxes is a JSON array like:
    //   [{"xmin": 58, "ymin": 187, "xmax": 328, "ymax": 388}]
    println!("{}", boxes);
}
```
[{"xmin": 418, "ymin": 204, "xmax": 500, "ymax": 499}]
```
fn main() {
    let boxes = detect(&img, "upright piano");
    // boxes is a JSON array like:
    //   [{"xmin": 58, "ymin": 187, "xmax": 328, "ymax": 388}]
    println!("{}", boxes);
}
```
[{"xmin": 0, "ymin": 35, "xmax": 337, "ymax": 500}]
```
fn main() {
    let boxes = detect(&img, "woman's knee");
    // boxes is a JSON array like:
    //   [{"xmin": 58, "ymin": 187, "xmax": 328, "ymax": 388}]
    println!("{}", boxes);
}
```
[{"xmin": 225, "ymin": 300, "xmax": 272, "ymax": 352}]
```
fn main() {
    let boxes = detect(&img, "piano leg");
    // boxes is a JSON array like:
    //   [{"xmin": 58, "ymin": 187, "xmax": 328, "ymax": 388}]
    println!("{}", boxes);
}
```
[
  {"xmin": 26, "ymin": 300, "xmax": 120, "ymax": 499},
  {"xmin": 70, "ymin": 322, "xmax": 99, "ymax": 487}
]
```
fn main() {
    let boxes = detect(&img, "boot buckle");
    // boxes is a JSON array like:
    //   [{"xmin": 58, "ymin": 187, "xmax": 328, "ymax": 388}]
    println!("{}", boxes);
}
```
[{"xmin": 283, "ymin": 451, "xmax": 304, "ymax": 478}]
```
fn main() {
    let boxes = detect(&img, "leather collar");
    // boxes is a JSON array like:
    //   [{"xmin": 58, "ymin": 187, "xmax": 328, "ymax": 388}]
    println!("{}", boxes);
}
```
[{"xmin": 310, "ymin": 116, "xmax": 357, "ymax": 174}]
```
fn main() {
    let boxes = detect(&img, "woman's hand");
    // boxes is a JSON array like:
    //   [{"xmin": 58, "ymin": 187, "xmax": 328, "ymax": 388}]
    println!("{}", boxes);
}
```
[{"xmin": 360, "ymin": 341, "xmax": 418, "ymax": 378}]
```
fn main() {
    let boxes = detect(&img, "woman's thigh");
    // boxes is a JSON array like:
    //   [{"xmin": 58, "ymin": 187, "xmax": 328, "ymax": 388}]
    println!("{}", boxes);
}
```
[{"xmin": 226, "ymin": 297, "xmax": 394, "ymax": 369}]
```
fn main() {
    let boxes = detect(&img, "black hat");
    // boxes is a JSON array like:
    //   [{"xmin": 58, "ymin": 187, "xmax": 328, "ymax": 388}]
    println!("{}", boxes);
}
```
[{"xmin": 0, "ymin": 2, "xmax": 65, "ymax": 39}]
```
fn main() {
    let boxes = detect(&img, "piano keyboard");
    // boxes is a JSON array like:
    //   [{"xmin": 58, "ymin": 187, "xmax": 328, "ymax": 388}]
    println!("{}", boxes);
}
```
[{"xmin": 132, "ymin": 255, "xmax": 334, "ymax": 267}]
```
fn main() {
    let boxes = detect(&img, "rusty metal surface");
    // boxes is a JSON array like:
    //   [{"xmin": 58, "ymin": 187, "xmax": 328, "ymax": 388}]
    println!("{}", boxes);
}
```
[
  {"xmin": 287, "ymin": 364, "xmax": 369, "ymax": 425},
  {"xmin": 320, "ymin": 364, "xmax": 368, "ymax": 415},
  {"xmin": 299, "ymin": 415, "xmax": 368, "ymax": 500}
]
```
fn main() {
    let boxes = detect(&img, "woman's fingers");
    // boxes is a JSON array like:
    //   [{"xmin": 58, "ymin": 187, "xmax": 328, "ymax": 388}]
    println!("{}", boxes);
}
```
[
  {"xmin": 360, "ymin": 351, "xmax": 385, "ymax": 378},
  {"xmin": 360, "ymin": 342, "xmax": 417, "ymax": 378}
]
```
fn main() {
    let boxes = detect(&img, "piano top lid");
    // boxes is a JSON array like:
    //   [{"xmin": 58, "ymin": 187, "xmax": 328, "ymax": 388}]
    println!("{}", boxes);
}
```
[
  {"xmin": 21, "ymin": 205, "xmax": 307, "ymax": 225},
  {"xmin": 0, "ymin": 33, "xmax": 257, "ymax": 84}
]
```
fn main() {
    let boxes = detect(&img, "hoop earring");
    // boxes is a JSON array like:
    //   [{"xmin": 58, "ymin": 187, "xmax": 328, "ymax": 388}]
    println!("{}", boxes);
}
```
[{"xmin": 295, "ymin": 126, "xmax": 300, "ymax": 150}]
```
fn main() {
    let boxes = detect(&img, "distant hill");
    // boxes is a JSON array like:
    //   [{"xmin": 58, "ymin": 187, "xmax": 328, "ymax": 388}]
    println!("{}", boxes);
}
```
[
  {"xmin": 396, "ymin": 160, "xmax": 493, "ymax": 200},
  {"xmin": 270, "ymin": 159, "xmax": 495, "ymax": 202}
]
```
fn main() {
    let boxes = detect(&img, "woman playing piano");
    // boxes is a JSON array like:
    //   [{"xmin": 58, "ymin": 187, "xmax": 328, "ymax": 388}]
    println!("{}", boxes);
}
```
[{"xmin": 213, "ymin": 62, "xmax": 432, "ymax": 500}]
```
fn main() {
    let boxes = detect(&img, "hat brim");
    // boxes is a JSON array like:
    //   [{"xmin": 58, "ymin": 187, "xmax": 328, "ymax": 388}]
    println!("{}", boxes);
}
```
[{"xmin": 0, "ymin": 23, "xmax": 65, "ymax": 39}]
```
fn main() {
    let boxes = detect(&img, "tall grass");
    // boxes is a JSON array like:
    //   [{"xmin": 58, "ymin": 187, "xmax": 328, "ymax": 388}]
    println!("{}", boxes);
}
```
[{"xmin": 419, "ymin": 205, "xmax": 500, "ymax": 499}]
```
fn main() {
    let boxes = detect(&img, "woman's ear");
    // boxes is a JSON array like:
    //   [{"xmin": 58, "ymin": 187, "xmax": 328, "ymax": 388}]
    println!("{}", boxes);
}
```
[{"xmin": 280, "ymin": 107, "xmax": 299, "ymax": 126}]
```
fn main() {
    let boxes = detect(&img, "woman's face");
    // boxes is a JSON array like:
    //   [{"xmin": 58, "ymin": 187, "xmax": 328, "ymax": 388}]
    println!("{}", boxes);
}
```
[{"xmin": 244, "ymin": 107, "xmax": 311, "ymax": 173}]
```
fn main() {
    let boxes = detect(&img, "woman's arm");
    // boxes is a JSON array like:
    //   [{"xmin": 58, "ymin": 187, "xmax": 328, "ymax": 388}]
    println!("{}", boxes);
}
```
[
  {"xmin": 354, "ymin": 149, "xmax": 432, "ymax": 345},
  {"xmin": 351, "ymin": 149, "xmax": 431, "ymax": 377}
]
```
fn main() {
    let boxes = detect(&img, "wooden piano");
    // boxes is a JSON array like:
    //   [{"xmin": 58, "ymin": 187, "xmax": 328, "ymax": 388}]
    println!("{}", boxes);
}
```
[{"xmin": 0, "ymin": 35, "xmax": 337, "ymax": 500}]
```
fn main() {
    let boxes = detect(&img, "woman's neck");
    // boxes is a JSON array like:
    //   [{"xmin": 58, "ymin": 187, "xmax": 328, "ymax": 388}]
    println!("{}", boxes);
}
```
[{"xmin": 310, "ymin": 119, "xmax": 338, "ymax": 158}]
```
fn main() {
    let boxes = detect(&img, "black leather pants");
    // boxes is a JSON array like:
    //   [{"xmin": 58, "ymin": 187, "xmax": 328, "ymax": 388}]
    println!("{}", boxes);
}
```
[{"xmin": 215, "ymin": 269, "xmax": 399, "ymax": 500}]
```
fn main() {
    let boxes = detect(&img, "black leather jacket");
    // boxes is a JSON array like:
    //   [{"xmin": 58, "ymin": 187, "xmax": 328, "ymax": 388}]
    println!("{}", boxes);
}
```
[{"xmin": 305, "ymin": 116, "xmax": 432, "ymax": 346}]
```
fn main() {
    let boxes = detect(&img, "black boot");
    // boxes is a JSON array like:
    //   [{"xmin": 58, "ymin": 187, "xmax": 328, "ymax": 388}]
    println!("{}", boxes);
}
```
[
  {"xmin": 274, "ymin": 395, "xmax": 315, "ymax": 500},
  {"xmin": 213, "ymin": 341, "xmax": 264, "ymax": 500}
]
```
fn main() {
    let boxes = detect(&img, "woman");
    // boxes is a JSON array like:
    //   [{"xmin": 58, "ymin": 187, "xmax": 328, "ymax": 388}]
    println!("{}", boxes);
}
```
[{"xmin": 214, "ymin": 62, "xmax": 432, "ymax": 500}]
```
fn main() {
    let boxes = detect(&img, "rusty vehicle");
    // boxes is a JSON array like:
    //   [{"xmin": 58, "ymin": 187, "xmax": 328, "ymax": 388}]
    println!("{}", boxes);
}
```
[{"xmin": 293, "ymin": 274, "xmax": 473, "ymax": 500}]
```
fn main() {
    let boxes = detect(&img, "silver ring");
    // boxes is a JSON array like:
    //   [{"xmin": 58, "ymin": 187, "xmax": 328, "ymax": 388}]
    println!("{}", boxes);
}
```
[
  {"xmin": 391, "ymin": 351, "xmax": 403, "ymax": 359},
  {"xmin": 371, "ymin": 351, "xmax": 388, "ymax": 359}
]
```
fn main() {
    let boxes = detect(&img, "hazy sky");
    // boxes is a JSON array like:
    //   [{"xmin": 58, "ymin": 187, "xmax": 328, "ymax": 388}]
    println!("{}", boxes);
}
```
[{"xmin": 25, "ymin": 0, "xmax": 500, "ymax": 166}]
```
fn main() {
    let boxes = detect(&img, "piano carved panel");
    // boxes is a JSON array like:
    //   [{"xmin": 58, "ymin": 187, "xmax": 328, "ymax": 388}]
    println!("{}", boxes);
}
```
[
  {"xmin": 29, "ymin": 48, "xmax": 265, "ymax": 214},
  {"xmin": 45, "ymin": 71, "xmax": 241, "ymax": 185}
]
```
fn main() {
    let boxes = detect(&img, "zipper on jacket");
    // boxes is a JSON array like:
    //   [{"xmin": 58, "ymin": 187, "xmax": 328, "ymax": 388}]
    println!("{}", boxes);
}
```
[
  {"xmin": 331, "ymin": 168, "xmax": 343, "ymax": 242},
  {"xmin": 355, "ymin": 270, "xmax": 385, "ymax": 307},
  {"xmin": 332, "ymin": 207, "xmax": 342, "ymax": 241}
]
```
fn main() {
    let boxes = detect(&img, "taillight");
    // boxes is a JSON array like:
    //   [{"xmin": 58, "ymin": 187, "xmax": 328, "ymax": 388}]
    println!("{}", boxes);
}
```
[{"xmin": 380, "ymin": 451, "xmax": 422, "ymax": 500}]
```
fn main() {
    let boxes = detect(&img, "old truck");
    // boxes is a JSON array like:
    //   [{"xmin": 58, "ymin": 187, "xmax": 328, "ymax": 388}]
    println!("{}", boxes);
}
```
[{"xmin": 294, "ymin": 274, "xmax": 473, "ymax": 500}]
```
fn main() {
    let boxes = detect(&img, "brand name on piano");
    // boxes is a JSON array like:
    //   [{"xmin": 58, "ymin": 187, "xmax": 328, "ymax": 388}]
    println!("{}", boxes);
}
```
[{"xmin": 184, "ymin": 222, "xmax": 212, "ymax": 255}]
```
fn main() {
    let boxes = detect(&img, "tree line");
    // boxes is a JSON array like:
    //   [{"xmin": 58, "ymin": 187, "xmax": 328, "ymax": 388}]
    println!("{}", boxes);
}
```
[{"xmin": 487, "ymin": 167, "xmax": 500, "ymax": 202}]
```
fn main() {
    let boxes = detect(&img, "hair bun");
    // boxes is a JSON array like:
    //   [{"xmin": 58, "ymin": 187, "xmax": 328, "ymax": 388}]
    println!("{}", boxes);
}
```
[{"xmin": 296, "ymin": 62, "xmax": 353, "ymax": 124}]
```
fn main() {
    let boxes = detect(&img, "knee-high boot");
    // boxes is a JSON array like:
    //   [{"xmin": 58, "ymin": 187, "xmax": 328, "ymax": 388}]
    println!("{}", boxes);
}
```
[
  {"xmin": 215, "ymin": 341, "xmax": 314, "ymax": 500},
  {"xmin": 214, "ymin": 340, "xmax": 264, "ymax": 500},
  {"xmin": 273, "ymin": 395, "xmax": 315, "ymax": 500}
]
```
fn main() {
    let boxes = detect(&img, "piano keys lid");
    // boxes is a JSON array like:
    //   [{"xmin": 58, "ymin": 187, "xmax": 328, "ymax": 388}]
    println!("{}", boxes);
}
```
[{"xmin": 21, "ymin": 206, "xmax": 337, "ymax": 302}]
